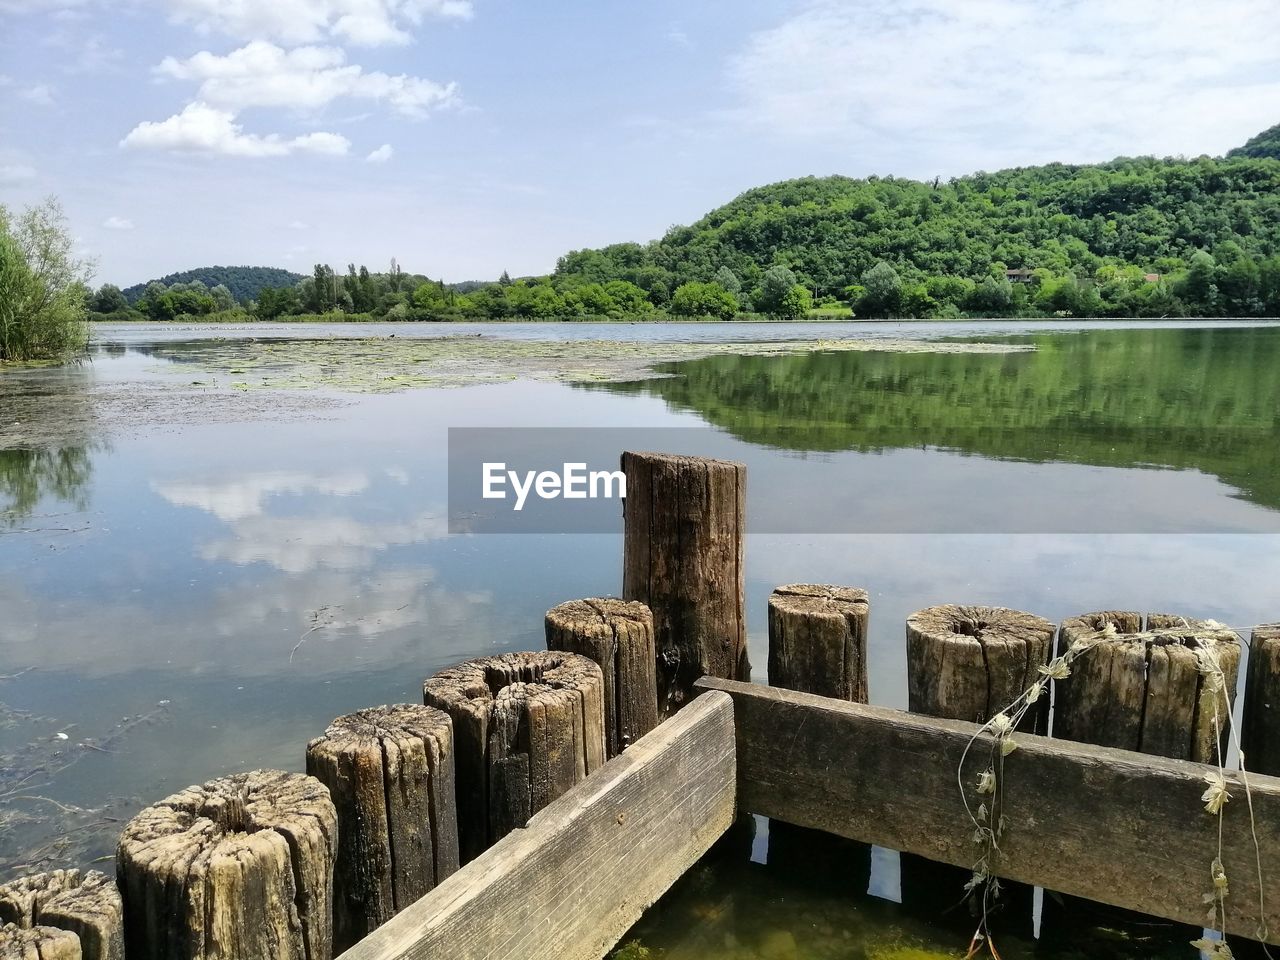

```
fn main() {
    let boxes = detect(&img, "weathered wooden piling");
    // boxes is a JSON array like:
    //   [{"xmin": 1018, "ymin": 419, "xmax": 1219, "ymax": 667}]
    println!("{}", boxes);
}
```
[
  {"xmin": 1054, "ymin": 612, "xmax": 1240, "ymax": 761},
  {"xmin": 906, "ymin": 604, "xmax": 1055, "ymax": 732},
  {"xmin": 1, "ymin": 923, "xmax": 82, "ymax": 959},
  {"xmin": 1244, "ymin": 623, "xmax": 1280, "ymax": 777},
  {"xmin": 306, "ymin": 704, "xmax": 460, "ymax": 951},
  {"xmin": 767, "ymin": 584, "xmax": 869, "ymax": 701},
  {"xmin": 621, "ymin": 451, "xmax": 748, "ymax": 718},
  {"xmin": 423, "ymin": 651, "xmax": 606, "ymax": 864},
  {"xmin": 0, "ymin": 870, "xmax": 122, "ymax": 960},
  {"xmin": 902, "ymin": 604, "xmax": 1052, "ymax": 934},
  {"xmin": 544, "ymin": 598, "xmax": 658, "ymax": 757},
  {"xmin": 116, "ymin": 769, "xmax": 336, "ymax": 960}
]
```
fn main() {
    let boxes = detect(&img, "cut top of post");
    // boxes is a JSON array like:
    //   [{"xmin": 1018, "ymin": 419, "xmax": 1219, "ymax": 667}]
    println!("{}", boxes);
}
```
[{"xmin": 906, "ymin": 604, "xmax": 1055, "ymax": 730}]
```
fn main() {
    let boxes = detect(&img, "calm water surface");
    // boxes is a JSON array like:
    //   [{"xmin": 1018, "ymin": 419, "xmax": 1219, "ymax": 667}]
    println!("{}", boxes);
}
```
[{"xmin": 2, "ymin": 320, "xmax": 1278, "ymax": 951}]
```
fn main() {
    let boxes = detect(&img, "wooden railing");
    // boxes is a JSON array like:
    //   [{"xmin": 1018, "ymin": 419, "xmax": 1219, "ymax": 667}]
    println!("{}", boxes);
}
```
[
  {"xmin": 336, "ymin": 690, "xmax": 736, "ymax": 960},
  {"xmin": 696, "ymin": 677, "xmax": 1280, "ymax": 944}
]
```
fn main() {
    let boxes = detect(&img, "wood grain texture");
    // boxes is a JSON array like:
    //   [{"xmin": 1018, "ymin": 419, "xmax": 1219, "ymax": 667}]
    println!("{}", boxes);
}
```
[
  {"xmin": 423, "ymin": 652, "xmax": 606, "ymax": 864},
  {"xmin": 1054, "ymin": 612, "xmax": 1240, "ymax": 761},
  {"xmin": 695, "ymin": 677, "xmax": 1280, "ymax": 944},
  {"xmin": 545, "ymin": 599, "xmax": 659, "ymax": 757},
  {"xmin": 1244, "ymin": 624, "xmax": 1280, "ymax": 777},
  {"xmin": 116, "ymin": 769, "xmax": 336, "ymax": 960},
  {"xmin": 906, "ymin": 605, "xmax": 1054, "ymax": 732},
  {"xmin": 0, "ymin": 871, "xmax": 121, "ymax": 960},
  {"xmin": 0, "ymin": 924, "xmax": 82, "ymax": 959},
  {"xmin": 307, "ymin": 704, "xmax": 460, "ymax": 951},
  {"xmin": 767, "ymin": 585, "xmax": 869, "ymax": 702},
  {"xmin": 621, "ymin": 451, "xmax": 747, "ymax": 718},
  {"xmin": 337, "ymin": 690, "xmax": 736, "ymax": 960}
]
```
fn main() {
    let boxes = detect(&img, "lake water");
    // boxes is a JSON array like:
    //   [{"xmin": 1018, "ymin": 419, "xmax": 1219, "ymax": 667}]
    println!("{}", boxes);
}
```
[{"xmin": 2, "ymin": 320, "xmax": 1278, "ymax": 952}]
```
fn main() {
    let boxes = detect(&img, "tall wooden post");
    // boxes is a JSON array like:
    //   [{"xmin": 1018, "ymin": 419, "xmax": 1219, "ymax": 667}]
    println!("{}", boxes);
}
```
[
  {"xmin": 116, "ymin": 770, "xmax": 336, "ymax": 960},
  {"xmin": 306, "ymin": 704, "xmax": 460, "ymax": 951},
  {"xmin": 1244, "ymin": 624, "xmax": 1280, "ymax": 776},
  {"xmin": 902, "ymin": 603, "xmax": 1053, "ymax": 936},
  {"xmin": 1054, "ymin": 612, "xmax": 1240, "ymax": 762},
  {"xmin": 767, "ymin": 584, "xmax": 869, "ymax": 702},
  {"xmin": 621, "ymin": 451, "xmax": 747, "ymax": 719},
  {"xmin": 424, "ymin": 651, "xmax": 606, "ymax": 864},
  {"xmin": 545, "ymin": 598, "xmax": 658, "ymax": 757},
  {"xmin": 0, "ymin": 870, "xmax": 123, "ymax": 960},
  {"xmin": 1044, "ymin": 611, "xmax": 1241, "ymax": 941}
]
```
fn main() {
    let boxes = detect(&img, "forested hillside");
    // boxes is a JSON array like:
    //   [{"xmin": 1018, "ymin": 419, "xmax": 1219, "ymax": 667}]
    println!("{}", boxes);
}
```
[
  {"xmin": 121, "ymin": 267, "xmax": 303, "ymax": 305},
  {"xmin": 556, "ymin": 152, "xmax": 1280, "ymax": 318},
  {"xmin": 93, "ymin": 125, "xmax": 1280, "ymax": 321}
]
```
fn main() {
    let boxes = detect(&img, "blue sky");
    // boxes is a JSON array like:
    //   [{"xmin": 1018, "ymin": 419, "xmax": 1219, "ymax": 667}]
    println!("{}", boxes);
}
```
[{"xmin": 2, "ymin": 0, "xmax": 1278, "ymax": 287}]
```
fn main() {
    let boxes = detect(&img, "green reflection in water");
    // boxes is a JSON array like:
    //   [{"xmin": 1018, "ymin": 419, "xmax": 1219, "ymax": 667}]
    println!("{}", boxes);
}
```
[
  {"xmin": 0, "ymin": 447, "xmax": 94, "ymax": 523},
  {"xmin": 599, "ymin": 327, "xmax": 1280, "ymax": 509}
]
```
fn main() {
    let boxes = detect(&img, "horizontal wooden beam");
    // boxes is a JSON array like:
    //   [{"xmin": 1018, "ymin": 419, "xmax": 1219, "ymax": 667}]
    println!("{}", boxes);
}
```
[
  {"xmin": 338, "ymin": 690, "xmax": 736, "ymax": 960},
  {"xmin": 696, "ymin": 677, "xmax": 1280, "ymax": 943}
]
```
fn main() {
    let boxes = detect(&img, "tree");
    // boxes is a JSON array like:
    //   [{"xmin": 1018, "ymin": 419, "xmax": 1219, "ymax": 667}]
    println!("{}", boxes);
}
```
[
  {"xmin": 856, "ymin": 262, "xmax": 903, "ymax": 318},
  {"xmin": 670, "ymin": 281, "xmax": 738, "ymax": 320},
  {"xmin": 753, "ymin": 265, "xmax": 800, "ymax": 318},
  {"xmin": 210, "ymin": 284, "xmax": 236, "ymax": 312},
  {"xmin": 775, "ymin": 283, "xmax": 813, "ymax": 320},
  {"xmin": 256, "ymin": 286, "xmax": 300, "ymax": 320},
  {"xmin": 714, "ymin": 266, "xmax": 742, "ymax": 297},
  {"xmin": 0, "ymin": 198, "xmax": 92, "ymax": 362},
  {"xmin": 90, "ymin": 283, "xmax": 129, "ymax": 314}
]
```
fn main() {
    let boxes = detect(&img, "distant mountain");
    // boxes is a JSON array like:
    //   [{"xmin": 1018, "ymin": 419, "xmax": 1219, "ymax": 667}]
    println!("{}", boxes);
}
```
[
  {"xmin": 1228, "ymin": 122, "xmax": 1280, "ymax": 161},
  {"xmin": 122, "ymin": 266, "xmax": 304, "ymax": 304}
]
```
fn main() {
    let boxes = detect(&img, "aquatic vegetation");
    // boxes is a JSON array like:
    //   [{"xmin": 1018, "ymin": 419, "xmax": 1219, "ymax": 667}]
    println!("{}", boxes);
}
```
[{"xmin": 140, "ymin": 334, "xmax": 1029, "ymax": 394}]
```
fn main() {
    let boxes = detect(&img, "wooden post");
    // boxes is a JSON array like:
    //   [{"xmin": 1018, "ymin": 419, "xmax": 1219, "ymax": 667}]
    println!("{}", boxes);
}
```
[
  {"xmin": 336, "ymin": 690, "xmax": 736, "ymax": 960},
  {"xmin": 906, "ymin": 604, "xmax": 1055, "ymax": 732},
  {"xmin": 1244, "ymin": 623, "xmax": 1280, "ymax": 776},
  {"xmin": 307, "ymin": 704, "xmax": 461, "ymax": 952},
  {"xmin": 545, "ymin": 599, "xmax": 658, "ymax": 757},
  {"xmin": 0, "ymin": 870, "xmax": 122, "ymax": 960},
  {"xmin": 1054, "ymin": 612, "xmax": 1241, "ymax": 761},
  {"xmin": 1, "ymin": 925, "xmax": 81, "ymax": 959},
  {"xmin": 423, "ymin": 651, "xmax": 606, "ymax": 864},
  {"xmin": 621, "ymin": 451, "xmax": 747, "ymax": 719},
  {"xmin": 1046, "ymin": 612, "xmax": 1241, "ymax": 941},
  {"xmin": 767, "ymin": 584, "xmax": 869, "ymax": 702},
  {"xmin": 903, "ymin": 604, "xmax": 1052, "ymax": 935},
  {"xmin": 116, "ymin": 769, "xmax": 336, "ymax": 960}
]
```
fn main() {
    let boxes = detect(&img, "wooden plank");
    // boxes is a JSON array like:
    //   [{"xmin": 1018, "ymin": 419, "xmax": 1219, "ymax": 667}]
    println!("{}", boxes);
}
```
[
  {"xmin": 338, "ymin": 690, "xmax": 736, "ymax": 960},
  {"xmin": 695, "ymin": 677, "xmax": 1280, "ymax": 944}
]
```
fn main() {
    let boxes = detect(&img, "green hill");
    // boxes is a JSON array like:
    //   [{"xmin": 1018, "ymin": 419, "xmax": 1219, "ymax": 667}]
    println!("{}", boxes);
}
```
[
  {"xmin": 122, "ymin": 266, "xmax": 304, "ymax": 305},
  {"xmin": 554, "ymin": 127, "xmax": 1280, "ymax": 318},
  {"xmin": 1228, "ymin": 122, "xmax": 1280, "ymax": 161}
]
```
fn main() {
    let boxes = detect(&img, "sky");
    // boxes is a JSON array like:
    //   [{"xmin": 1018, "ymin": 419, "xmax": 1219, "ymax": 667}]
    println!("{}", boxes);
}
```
[{"xmin": 1, "ymin": 0, "xmax": 1279, "ymax": 288}]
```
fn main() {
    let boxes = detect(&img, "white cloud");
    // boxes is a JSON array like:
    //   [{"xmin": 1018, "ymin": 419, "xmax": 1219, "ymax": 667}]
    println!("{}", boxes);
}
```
[
  {"xmin": 200, "ymin": 511, "xmax": 449, "ymax": 573},
  {"xmin": 366, "ymin": 143, "xmax": 393, "ymax": 163},
  {"xmin": 288, "ymin": 219, "xmax": 310, "ymax": 230},
  {"xmin": 156, "ymin": 42, "xmax": 457, "ymax": 117},
  {"xmin": 152, "ymin": 470, "xmax": 369, "ymax": 520},
  {"xmin": 164, "ymin": 0, "xmax": 473, "ymax": 47},
  {"xmin": 103, "ymin": 215, "xmax": 134, "ymax": 230},
  {"xmin": 728, "ymin": 0, "xmax": 1280, "ymax": 168},
  {"xmin": 0, "ymin": 164, "xmax": 37, "ymax": 183},
  {"xmin": 19, "ymin": 84, "xmax": 56, "ymax": 105},
  {"xmin": 121, "ymin": 101, "xmax": 351, "ymax": 157}
]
